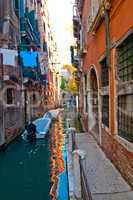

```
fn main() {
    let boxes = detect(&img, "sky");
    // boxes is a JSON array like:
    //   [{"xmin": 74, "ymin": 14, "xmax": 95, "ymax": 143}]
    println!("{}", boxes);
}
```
[{"xmin": 48, "ymin": 0, "xmax": 75, "ymax": 65}]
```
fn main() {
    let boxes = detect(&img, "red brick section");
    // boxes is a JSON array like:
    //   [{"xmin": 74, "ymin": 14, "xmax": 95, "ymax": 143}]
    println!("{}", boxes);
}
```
[
  {"xmin": 3, "ymin": 65, "xmax": 20, "ymax": 77},
  {"xmin": 5, "ymin": 128, "xmax": 22, "ymax": 145},
  {"xmin": 101, "ymin": 129, "xmax": 133, "ymax": 188}
]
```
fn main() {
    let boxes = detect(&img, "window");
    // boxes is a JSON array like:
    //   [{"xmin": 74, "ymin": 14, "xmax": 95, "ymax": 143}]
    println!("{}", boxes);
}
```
[
  {"xmin": 118, "ymin": 34, "xmax": 133, "ymax": 82},
  {"xmin": 88, "ymin": 0, "xmax": 101, "ymax": 30},
  {"xmin": 6, "ymin": 88, "xmax": 15, "ymax": 105},
  {"xmin": 117, "ymin": 33, "xmax": 133, "ymax": 142},
  {"xmin": 80, "ymin": 21, "xmax": 87, "ymax": 51},
  {"xmin": 118, "ymin": 94, "xmax": 133, "ymax": 142},
  {"xmin": 43, "ymin": 41, "xmax": 47, "ymax": 52},
  {"xmin": 102, "ymin": 95, "xmax": 109, "ymax": 127},
  {"xmin": 91, "ymin": 0, "xmax": 100, "ymax": 18},
  {"xmin": 100, "ymin": 57, "xmax": 109, "ymax": 87}
]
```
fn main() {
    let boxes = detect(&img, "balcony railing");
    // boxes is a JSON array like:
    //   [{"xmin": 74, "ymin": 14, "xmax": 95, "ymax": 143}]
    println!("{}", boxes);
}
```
[{"xmin": 73, "ymin": 5, "xmax": 80, "ymax": 38}]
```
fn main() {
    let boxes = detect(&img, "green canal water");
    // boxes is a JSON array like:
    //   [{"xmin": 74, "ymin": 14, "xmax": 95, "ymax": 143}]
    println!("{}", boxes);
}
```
[
  {"xmin": 0, "ymin": 137, "xmax": 51, "ymax": 200},
  {"xmin": 0, "ymin": 109, "xmax": 80, "ymax": 200}
]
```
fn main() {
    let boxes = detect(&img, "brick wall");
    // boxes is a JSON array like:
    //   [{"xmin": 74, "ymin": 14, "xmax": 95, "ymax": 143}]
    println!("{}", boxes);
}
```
[
  {"xmin": 101, "ymin": 128, "xmax": 133, "ymax": 188},
  {"xmin": 3, "ymin": 65, "xmax": 20, "ymax": 78},
  {"xmin": 4, "ymin": 106, "xmax": 24, "ymax": 143}
]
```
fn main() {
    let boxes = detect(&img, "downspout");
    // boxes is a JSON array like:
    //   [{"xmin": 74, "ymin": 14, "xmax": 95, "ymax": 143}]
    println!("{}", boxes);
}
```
[
  {"xmin": 104, "ymin": 1, "xmax": 115, "ymax": 135},
  {"xmin": 104, "ymin": 7, "xmax": 111, "ymax": 68}
]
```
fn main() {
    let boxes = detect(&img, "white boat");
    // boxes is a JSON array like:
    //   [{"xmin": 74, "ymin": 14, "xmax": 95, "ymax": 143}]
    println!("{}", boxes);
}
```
[
  {"xmin": 22, "ymin": 109, "xmax": 62, "ymax": 140},
  {"xmin": 44, "ymin": 108, "xmax": 63, "ymax": 119}
]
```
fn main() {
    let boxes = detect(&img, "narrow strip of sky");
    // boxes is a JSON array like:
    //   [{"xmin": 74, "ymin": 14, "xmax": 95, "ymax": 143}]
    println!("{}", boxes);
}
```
[{"xmin": 48, "ymin": 0, "xmax": 74, "ymax": 65}]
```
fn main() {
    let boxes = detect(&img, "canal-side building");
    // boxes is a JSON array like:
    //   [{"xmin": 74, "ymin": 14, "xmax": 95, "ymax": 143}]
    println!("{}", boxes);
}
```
[
  {"xmin": 0, "ymin": 0, "xmax": 23, "ymax": 146},
  {"xmin": 0, "ymin": 0, "xmax": 60, "ymax": 148},
  {"xmin": 37, "ymin": 0, "xmax": 60, "ymax": 109},
  {"xmin": 73, "ymin": 0, "xmax": 133, "ymax": 186},
  {"xmin": 47, "ymin": 31, "xmax": 60, "ymax": 108},
  {"xmin": 19, "ymin": 0, "xmax": 60, "ymax": 122},
  {"xmin": 19, "ymin": 0, "xmax": 43, "ymax": 122}
]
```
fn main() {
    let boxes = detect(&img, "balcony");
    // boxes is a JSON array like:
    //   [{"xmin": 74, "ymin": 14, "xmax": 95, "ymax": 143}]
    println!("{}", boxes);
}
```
[
  {"xmin": 73, "ymin": 55, "xmax": 80, "ymax": 68},
  {"xmin": 73, "ymin": 22, "xmax": 80, "ymax": 38},
  {"xmin": 73, "ymin": 15, "xmax": 79, "ymax": 25},
  {"xmin": 73, "ymin": 5, "xmax": 80, "ymax": 39},
  {"xmin": 20, "ymin": 10, "xmax": 41, "ymax": 48},
  {"xmin": 75, "ymin": 0, "xmax": 85, "ymax": 15}
]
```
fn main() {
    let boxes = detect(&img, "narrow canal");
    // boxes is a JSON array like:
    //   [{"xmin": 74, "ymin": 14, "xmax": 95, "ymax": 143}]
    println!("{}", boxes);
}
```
[
  {"xmin": 0, "ymin": 114, "xmax": 68, "ymax": 200},
  {"xmin": 0, "ymin": 138, "xmax": 51, "ymax": 200}
]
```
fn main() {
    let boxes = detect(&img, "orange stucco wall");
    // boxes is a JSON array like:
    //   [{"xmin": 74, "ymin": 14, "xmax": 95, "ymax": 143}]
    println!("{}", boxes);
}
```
[
  {"xmin": 83, "ymin": 0, "xmax": 133, "ymax": 73},
  {"xmin": 82, "ymin": 0, "xmax": 133, "ymax": 134},
  {"xmin": 83, "ymin": 23, "xmax": 106, "ymax": 75},
  {"xmin": 110, "ymin": 0, "xmax": 133, "ymax": 43}
]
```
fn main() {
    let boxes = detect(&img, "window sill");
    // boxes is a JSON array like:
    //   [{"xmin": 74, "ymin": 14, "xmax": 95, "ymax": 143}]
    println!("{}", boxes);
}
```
[{"xmin": 115, "ymin": 135, "xmax": 133, "ymax": 153}]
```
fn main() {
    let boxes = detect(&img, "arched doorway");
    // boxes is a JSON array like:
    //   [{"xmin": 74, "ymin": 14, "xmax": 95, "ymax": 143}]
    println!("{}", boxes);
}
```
[{"xmin": 88, "ymin": 67, "xmax": 100, "ymax": 143}]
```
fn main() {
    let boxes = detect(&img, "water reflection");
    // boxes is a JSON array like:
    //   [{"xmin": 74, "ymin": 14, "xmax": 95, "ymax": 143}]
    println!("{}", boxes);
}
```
[
  {"xmin": 49, "ymin": 116, "xmax": 65, "ymax": 200},
  {"xmin": 0, "ymin": 115, "xmax": 69, "ymax": 200}
]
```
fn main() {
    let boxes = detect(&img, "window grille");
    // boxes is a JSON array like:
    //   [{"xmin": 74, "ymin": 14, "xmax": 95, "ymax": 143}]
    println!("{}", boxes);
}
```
[
  {"xmin": 100, "ymin": 57, "xmax": 109, "ymax": 87},
  {"xmin": 118, "ymin": 34, "xmax": 133, "ymax": 82},
  {"xmin": 102, "ymin": 95, "xmax": 109, "ymax": 127},
  {"xmin": 118, "ymin": 94, "xmax": 133, "ymax": 142}
]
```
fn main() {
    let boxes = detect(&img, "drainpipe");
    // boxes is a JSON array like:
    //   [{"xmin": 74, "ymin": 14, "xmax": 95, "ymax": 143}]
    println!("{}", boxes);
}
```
[{"xmin": 104, "ymin": 1, "xmax": 111, "ymax": 68}]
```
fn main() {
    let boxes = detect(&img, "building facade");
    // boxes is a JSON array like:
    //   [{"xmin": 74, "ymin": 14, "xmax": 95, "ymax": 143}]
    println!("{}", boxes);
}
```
[
  {"xmin": 19, "ymin": 0, "xmax": 60, "ymax": 121},
  {"xmin": 0, "ymin": 0, "xmax": 60, "ymax": 148},
  {"xmin": 73, "ymin": 0, "xmax": 133, "ymax": 186},
  {"xmin": 0, "ymin": 0, "xmax": 23, "ymax": 146}
]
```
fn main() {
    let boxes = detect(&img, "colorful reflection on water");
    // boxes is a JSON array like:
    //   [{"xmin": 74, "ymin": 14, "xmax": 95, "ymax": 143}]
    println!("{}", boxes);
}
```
[
  {"xmin": 0, "ymin": 115, "xmax": 69, "ymax": 200},
  {"xmin": 49, "ymin": 116, "xmax": 68, "ymax": 200}
]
